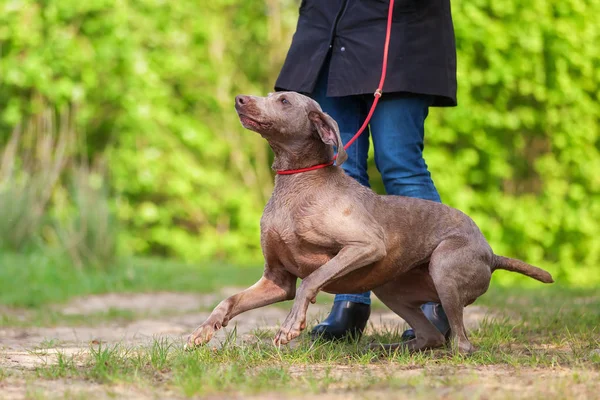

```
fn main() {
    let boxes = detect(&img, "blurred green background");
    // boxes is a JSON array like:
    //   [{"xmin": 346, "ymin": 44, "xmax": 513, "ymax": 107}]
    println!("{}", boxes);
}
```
[{"xmin": 1, "ymin": 0, "xmax": 599, "ymax": 294}]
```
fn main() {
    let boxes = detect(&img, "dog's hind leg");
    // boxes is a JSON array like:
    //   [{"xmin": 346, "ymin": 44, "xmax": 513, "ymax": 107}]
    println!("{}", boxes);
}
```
[
  {"xmin": 371, "ymin": 269, "xmax": 445, "ymax": 352},
  {"xmin": 187, "ymin": 266, "xmax": 296, "ymax": 348},
  {"xmin": 370, "ymin": 301, "xmax": 446, "ymax": 352},
  {"xmin": 428, "ymin": 238, "xmax": 492, "ymax": 355}
]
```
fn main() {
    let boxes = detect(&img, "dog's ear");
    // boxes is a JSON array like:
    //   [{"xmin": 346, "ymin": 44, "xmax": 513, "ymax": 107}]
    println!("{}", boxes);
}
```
[{"xmin": 308, "ymin": 111, "xmax": 347, "ymax": 166}]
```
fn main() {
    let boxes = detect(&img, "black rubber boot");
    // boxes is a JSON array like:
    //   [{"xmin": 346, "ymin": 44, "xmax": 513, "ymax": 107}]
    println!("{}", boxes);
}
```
[
  {"xmin": 400, "ymin": 302, "xmax": 450, "ymax": 341},
  {"xmin": 311, "ymin": 301, "xmax": 371, "ymax": 341}
]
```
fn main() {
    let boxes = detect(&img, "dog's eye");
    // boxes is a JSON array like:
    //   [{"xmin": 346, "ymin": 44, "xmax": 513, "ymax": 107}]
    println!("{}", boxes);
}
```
[{"xmin": 281, "ymin": 98, "xmax": 290, "ymax": 105}]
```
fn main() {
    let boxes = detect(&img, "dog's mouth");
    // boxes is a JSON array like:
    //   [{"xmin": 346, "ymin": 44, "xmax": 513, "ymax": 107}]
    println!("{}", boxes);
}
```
[{"xmin": 238, "ymin": 114, "xmax": 271, "ymax": 131}]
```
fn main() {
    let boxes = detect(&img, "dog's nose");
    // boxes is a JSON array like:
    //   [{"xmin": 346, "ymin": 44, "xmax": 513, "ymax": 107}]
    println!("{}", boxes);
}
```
[{"xmin": 235, "ymin": 95, "xmax": 249, "ymax": 107}]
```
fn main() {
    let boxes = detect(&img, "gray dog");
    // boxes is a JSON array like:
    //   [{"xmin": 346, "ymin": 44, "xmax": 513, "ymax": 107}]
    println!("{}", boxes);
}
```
[{"xmin": 187, "ymin": 92, "xmax": 553, "ymax": 354}]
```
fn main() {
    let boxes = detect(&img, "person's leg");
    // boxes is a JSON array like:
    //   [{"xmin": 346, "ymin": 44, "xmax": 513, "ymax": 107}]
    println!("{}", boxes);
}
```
[
  {"xmin": 368, "ymin": 93, "xmax": 450, "ymax": 339},
  {"xmin": 369, "ymin": 93, "xmax": 441, "ymax": 201}
]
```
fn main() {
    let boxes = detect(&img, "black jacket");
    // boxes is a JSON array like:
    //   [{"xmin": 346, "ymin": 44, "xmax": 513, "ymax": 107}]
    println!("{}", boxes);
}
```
[{"xmin": 275, "ymin": 0, "xmax": 457, "ymax": 107}]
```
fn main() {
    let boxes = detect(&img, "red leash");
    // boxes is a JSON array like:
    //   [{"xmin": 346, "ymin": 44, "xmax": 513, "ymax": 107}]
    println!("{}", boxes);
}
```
[{"xmin": 277, "ymin": 0, "xmax": 395, "ymax": 176}]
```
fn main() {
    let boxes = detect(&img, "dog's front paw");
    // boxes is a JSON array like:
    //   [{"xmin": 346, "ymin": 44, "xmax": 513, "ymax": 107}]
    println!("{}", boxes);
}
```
[
  {"xmin": 186, "ymin": 321, "xmax": 221, "ymax": 350},
  {"xmin": 273, "ymin": 315, "xmax": 306, "ymax": 346}
]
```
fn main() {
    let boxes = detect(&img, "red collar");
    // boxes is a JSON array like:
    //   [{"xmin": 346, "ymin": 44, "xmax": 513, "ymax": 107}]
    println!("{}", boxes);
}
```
[{"xmin": 275, "ymin": 161, "xmax": 334, "ymax": 175}]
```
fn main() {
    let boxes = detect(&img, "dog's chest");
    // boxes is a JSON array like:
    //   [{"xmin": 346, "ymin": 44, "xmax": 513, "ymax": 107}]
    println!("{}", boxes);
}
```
[{"xmin": 261, "ymin": 215, "xmax": 335, "ymax": 279}]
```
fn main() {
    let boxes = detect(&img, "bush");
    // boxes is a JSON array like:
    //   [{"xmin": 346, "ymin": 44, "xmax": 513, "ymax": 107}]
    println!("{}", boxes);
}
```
[{"xmin": 0, "ymin": 0, "xmax": 287, "ymax": 263}]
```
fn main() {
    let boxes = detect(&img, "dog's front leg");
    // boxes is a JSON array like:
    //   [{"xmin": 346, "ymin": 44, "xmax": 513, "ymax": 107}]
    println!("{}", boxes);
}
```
[
  {"xmin": 187, "ymin": 267, "xmax": 296, "ymax": 348},
  {"xmin": 273, "ymin": 243, "xmax": 386, "ymax": 345}
]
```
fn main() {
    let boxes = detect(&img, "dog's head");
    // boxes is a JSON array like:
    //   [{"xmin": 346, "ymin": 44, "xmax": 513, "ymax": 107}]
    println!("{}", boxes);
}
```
[{"xmin": 234, "ymin": 92, "xmax": 347, "ymax": 166}]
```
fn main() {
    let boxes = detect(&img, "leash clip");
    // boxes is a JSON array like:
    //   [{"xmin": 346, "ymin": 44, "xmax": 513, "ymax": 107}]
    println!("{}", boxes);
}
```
[{"xmin": 374, "ymin": 88, "xmax": 383, "ymax": 98}]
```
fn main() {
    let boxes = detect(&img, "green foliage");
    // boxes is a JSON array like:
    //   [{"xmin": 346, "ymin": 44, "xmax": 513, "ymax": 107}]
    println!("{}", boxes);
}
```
[
  {"xmin": 0, "ymin": 0, "xmax": 598, "ymax": 284},
  {"xmin": 0, "ymin": 0, "xmax": 299, "ymax": 263}
]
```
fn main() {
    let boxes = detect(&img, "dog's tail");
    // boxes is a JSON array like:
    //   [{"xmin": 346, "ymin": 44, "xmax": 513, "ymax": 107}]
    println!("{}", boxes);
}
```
[{"xmin": 492, "ymin": 255, "xmax": 554, "ymax": 284}]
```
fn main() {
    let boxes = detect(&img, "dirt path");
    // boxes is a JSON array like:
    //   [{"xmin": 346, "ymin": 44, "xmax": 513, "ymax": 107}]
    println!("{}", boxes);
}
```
[
  {"xmin": 0, "ymin": 292, "xmax": 513, "ymax": 399},
  {"xmin": 0, "ymin": 291, "xmax": 494, "ymax": 356},
  {"xmin": 2, "ymin": 291, "xmax": 599, "ymax": 399}
]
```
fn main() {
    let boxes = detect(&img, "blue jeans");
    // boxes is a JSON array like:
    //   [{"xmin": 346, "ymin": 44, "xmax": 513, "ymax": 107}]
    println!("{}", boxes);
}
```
[{"xmin": 311, "ymin": 66, "xmax": 442, "ymax": 306}]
